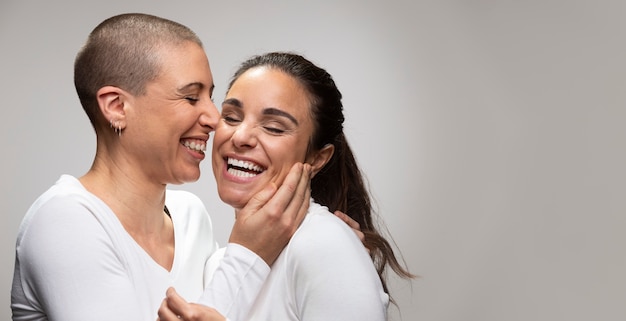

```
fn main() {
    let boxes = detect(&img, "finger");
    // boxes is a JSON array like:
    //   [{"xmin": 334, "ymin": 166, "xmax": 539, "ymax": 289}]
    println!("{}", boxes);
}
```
[
  {"xmin": 162, "ymin": 287, "xmax": 188, "ymax": 317},
  {"xmin": 239, "ymin": 181, "xmax": 278, "ymax": 220},
  {"xmin": 278, "ymin": 163, "xmax": 310, "ymax": 228},
  {"xmin": 262, "ymin": 162, "xmax": 306, "ymax": 216},
  {"xmin": 334, "ymin": 210, "xmax": 360, "ymax": 230},
  {"xmin": 353, "ymin": 229, "xmax": 366, "ymax": 244},
  {"xmin": 335, "ymin": 210, "xmax": 366, "ymax": 243},
  {"xmin": 293, "ymin": 164, "xmax": 312, "ymax": 222},
  {"xmin": 158, "ymin": 297, "xmax": 180, "ymax": 321}
]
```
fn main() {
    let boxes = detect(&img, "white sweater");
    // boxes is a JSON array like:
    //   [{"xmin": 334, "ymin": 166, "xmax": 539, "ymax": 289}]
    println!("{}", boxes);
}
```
[
  {"xmin": 201, "ymin": 200, "xmax": 389, "ymax": 321},
  {"xmin": 12, "ymin": 175, "xmax": 268, "ymax": 321}
]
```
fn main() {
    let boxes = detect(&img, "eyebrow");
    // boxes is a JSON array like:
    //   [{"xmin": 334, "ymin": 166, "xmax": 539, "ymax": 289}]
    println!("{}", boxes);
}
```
[
  {"xmin": 178, "ymin": 82, "xmax": 215, "ymax": 94},
  {"xmin": 222, "ymin": 98, "xmax": 299, "ymax": 125},
  {"xmin": 263, "ymin": 108, "xmax": 298, "ymax": 125}
]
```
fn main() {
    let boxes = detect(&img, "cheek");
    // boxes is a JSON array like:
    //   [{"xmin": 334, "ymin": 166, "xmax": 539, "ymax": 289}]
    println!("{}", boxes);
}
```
[
  {"xmin": 211, "ymin": 126, "xmax": 231, "ymax": 170},
  {"xmin": 266, "ymin": 141, "xmax": 309, "ymax": 182},
  {"xmin": 212, "ymin": 124, "xmax": 229, "ymax": 151}
]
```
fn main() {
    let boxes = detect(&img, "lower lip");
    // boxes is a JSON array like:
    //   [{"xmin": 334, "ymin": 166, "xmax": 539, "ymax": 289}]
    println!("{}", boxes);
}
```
[
  {"xmin": 223, "ymin": 164, "xmax": 261, "ymax": 182},
  {"xmin": 183, "ymin": 145, "xmax": 206, "ymax": 161}
]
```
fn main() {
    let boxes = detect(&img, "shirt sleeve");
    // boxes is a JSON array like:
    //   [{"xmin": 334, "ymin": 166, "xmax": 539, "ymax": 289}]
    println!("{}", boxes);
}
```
[
  {"xmin": 198, "ymin": 243, "xmax": 270, "ymax": 321},
  {"xmin": 289, "ymin": 214, "xmax": 389, "ymax": 321},
  {"xmin": 12, "ymin": 197, "xmax": 147, "ymax": 321}
]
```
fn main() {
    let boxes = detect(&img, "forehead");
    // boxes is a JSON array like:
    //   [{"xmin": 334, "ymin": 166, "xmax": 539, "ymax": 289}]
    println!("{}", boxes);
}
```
[
  {"xmin": 228, "ymin": 67, "xmax": 311, "ymax": 115},
  {"xmin": 154, "ymin": 42, "xmax": 214, "ymax": 89}
]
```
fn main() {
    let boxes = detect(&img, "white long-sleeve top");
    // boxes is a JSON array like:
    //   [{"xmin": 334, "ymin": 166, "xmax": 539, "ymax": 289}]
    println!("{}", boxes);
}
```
[
  {"xmin": 11, "ymin": 175, "xmax": 268, "ymax": 321},
  {"xmin": 201, "ymin": 200, "xmax": 389, "ymax": 321}
]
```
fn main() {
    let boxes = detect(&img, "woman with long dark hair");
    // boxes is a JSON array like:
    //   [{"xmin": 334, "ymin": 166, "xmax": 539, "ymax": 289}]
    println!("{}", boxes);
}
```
[{"xmin": 159, "ymin": 52, "xmax": 414, "ymax": 321}]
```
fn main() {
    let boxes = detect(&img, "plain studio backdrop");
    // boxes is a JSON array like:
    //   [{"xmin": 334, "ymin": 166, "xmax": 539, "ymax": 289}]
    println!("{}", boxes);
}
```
[{"xmin": 2, "ymin": 1, "xmax": 625, "ymax": 320}]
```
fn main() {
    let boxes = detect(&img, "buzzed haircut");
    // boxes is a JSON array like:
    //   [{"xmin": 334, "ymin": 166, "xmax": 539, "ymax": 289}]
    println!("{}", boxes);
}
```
[{"xmin": 74, "ymin": 13, "xmax": 203, "ymax": 128}]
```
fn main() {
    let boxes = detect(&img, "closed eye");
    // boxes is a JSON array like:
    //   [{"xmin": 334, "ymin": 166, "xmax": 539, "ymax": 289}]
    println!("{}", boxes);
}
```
[
  {"xmin": 223, "ymin": 115, "xmax": 241, "ymax": 124},
  {"xmin": 185, "ymin": 96, "xmax": 199, "ymax": 104},
  {"xmin": 264, "ymin": 126, "xmax": 286, "ymax": 134}
]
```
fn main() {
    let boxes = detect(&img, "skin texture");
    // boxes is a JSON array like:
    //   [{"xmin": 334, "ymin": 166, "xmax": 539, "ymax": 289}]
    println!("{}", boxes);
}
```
[
  {"xmin": 13, "ymin": 15, "xmax": 323, "ymax": 321},
  {"xmin": 80, "ymin": 41, "xmax": 218, "ymax": 270},
  {"xmin": 82, "ymin": 42, "xmax": 311, "ymax": 270},
  {"xmin": 159, "ymin": 288, "xmax": 225, "ymax": 321},
  {"xmin": 116, "ymin": 42, "xmax": 218, "ymax": 185},
  {"xmin": 212, "ymin": 67, "xmax": 333, "ymax": 214},
  {"xmin": 157, "ymin": 67, "xmax": 346, "ymax": 321},
  {"xmin": 157, "ymin": 52, "xmax": 410, "ymax": 321}
]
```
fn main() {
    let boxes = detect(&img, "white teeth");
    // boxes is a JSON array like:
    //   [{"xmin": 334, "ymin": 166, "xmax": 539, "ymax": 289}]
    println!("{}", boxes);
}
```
[
  {"xmin": 227, "ymin": 158, "xmax": 263, "ymax": 172},
  {"xmin": 227, "ymin": 168, "xmax": 258, "ymax": 178},
  {"xmin": 183, "ymin": 140, "xmax": 206, "ymax": 152}
]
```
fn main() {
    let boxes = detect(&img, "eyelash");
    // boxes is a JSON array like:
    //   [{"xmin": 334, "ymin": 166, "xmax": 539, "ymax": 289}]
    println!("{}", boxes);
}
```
[
  {"xmin": 223, "ymin": 115, "xmax": 240, "ymax": 124},
  {"xmin": 222, "ymin": 112, "xmax": 287, "ymax": 135},
  {"xmin": 185, "ymin": 97, "xmax": 214, "ymax": 104},
  {"xmin": 264, "ymin": 126, "xmax": 285, "ymax": 134}
]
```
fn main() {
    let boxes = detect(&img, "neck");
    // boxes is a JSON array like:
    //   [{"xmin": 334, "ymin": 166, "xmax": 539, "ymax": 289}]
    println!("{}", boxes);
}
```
[
  {"xmin": 80, "ymin": 146, "xmax": 175, "ymax": 271},
  {"xmin": 80, "ymin": 161, "xmax": 168, "ymax": 235}
]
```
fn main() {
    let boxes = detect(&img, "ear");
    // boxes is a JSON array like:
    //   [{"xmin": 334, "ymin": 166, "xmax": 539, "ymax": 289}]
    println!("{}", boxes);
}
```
[
  {"xmin": 96, "ymin": 85, "xmax": 127, "ymax": 130},
  {"xmin": 307, "ymin": 144, "xmax": 335, "ymax": 178}
]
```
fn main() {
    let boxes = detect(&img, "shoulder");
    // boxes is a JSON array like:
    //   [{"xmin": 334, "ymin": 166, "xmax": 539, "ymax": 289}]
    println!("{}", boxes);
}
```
[
  {"xmin": 287, "ymin": 202, "xmax": 365, "ymax": 261},
  {"xmin": 294, "ymin": 202, "xmax": 357, "ymax": 244},
  {"xmin": 165, "ymin": 189, "xmax": 215, "ymax": 248},
  {"xmin": 18, "ymin": 175, "xmax": 107, "ymax": 239},
  {"xmin": 281, "ymin": 203, "xmax": 389, "ymax": 319},
  {"xmin": 15, "ymin": 178, "xmax": 124, "ymax": 272},
  {"xmin": 165, "ymin": 189, "xmax": 209, "ymax": 221},
  {"xmin": 166, "ymin": 189, "xmax": 205, "ymax": 206}
]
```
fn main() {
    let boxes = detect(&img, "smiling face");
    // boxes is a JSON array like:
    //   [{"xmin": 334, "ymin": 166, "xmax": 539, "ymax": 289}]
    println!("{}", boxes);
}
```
[
  {"xmin": 123, "ymin": 41, "xmax": 219, "ymax": 185},
  {"xmin": 212, "ymin": 67, "xmax": 321, "ymax": 211}
]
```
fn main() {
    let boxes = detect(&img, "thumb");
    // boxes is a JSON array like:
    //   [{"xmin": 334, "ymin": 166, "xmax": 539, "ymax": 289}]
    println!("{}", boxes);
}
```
[{"xmin": 164, "ymin": 287, "xmax": 187, "ymax": 315}]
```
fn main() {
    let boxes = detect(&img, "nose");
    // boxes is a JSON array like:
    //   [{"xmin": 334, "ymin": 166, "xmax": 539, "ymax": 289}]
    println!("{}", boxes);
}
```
[
  {"xmin": 231, "ymin": 121, "xmax": 257, "ymax": 149},
  {"xmin": 199, "ymin": 98, "xmax": 220, "ymax": 131}
]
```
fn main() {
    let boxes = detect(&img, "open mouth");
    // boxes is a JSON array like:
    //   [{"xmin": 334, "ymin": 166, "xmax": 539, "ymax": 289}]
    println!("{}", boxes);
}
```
[{"xmin": 227, "ymin": 157, "xmax": 265, "ymax": 178}]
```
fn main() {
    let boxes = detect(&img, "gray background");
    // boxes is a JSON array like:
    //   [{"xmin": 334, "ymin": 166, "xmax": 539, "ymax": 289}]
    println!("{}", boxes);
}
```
[{"xmin": 2, "ymin": 1, "xmax": 625, "ymax": 320}]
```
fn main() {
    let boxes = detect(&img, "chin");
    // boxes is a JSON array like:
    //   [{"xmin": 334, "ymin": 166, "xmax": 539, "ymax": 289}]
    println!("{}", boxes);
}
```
[
  {"xmin": 181, "ymin": 173, "xmax": 202, "ymax": 184},
  {"xmin": 170, "ymin": 174, "xmax": 201, "ymax": 186},
  {"xmin": 218, "ymin": 191, "xmax": 252, "ymax": 210}
]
